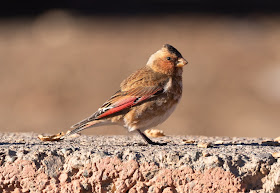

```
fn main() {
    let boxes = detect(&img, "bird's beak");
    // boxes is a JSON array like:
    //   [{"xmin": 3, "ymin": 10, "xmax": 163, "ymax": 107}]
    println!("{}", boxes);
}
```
[{"xmin": 176, "ymin": 57, "xmax": 188, "ymax": 68}]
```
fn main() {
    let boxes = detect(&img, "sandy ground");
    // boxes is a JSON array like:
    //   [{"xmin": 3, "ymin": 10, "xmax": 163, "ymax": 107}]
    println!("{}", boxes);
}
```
[{"xmin": 0, "ymin": 11, "xmax": 280, "ymax": 137}]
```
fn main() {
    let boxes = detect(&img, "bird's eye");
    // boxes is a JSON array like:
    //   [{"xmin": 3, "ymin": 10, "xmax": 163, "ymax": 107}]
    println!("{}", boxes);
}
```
[{"xmin": 166, "ymin": 57, "xmax": 171, "ymax": 61}]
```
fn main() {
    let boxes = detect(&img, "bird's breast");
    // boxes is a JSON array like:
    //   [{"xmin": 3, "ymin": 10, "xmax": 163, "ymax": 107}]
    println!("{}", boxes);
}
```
[{"xmin": 124, "ymin": 86, "xmax": 182, "ymax": 132}]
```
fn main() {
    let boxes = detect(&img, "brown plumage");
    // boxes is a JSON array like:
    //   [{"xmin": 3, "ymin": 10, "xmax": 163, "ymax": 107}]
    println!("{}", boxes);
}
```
[{"xmin": 63, "ymin": 44, "xmax": 188, "ymax": 145}]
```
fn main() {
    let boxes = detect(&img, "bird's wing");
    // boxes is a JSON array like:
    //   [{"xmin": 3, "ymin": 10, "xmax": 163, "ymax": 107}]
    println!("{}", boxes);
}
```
[
  {"xmin": 71, "ymin": 67, "xmax": 169, "ymax": 129},
  {"xmin": 71, "ymin": 85, "xmax": 164, "ymax": 129},
  {"xmin": 96, "ymin": 86, "xmax": 164, "ymax": 119}
]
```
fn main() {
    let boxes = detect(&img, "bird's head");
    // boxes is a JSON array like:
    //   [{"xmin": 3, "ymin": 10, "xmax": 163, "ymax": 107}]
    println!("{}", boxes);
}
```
[{"xmin": 147, "ymin": 44, "xmax": 188, "ymax": 75}]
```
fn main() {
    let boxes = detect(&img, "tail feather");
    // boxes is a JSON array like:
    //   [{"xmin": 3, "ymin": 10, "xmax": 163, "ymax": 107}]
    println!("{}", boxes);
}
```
[
  {"xmin": 62, "ymin": 120, "xmax": 105, "ymax": 139},
  {"xmin": 70, "ymin": 111, "xmax": 100, "ymax": 129},
  {"xmin": 70, "ymin": 118, "xmax": 90, "ymax": 129}
]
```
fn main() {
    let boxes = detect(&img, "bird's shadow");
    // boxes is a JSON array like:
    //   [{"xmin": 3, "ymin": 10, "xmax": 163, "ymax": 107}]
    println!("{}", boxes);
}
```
[
  {"xmin": 180, "ymin": 142, "xmax": 280, "ymax": 148},
  {"xmin": 0, "ymin": 142, "xmax": 26, "ymax": 145},
  {"xmin": 0, "ymin": 142, "xmax": 60, "ymax": 146}
]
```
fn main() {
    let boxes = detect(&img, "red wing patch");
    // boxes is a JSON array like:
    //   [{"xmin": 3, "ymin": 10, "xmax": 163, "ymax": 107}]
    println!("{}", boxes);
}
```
[
  {"xmin": 95, "ymin": 87, "xmax": 163, "ymax": 119},
  {"xmin": 96, "ymin": 96, "xmax": 137, "ymax": 119}
]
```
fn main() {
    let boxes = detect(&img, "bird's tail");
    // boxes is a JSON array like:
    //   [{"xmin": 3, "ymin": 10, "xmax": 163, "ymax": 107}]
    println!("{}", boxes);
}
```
[{"xmin": 61, "ymin": 120, "xmax": 106, "ymax": 139}]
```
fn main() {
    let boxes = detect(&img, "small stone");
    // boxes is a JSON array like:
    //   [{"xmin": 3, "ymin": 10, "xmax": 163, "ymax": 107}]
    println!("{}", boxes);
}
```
[
  {"xmin": 50, "ymin": 178, "xmax": 57, "ymax": 184},
  {"xmin": 148, "ymin": 186, "xmax": 157, "ymax": 193},
  {"xmin": 81, "ymin": 182, "xmax": 90, "ymax": 190},
  {"xmin": 272, "ymin": 152, "xmax": 280, "ymax": 158},
  {"xmin": 183, "ymin": 139, "xmax": 196, "ymax": 144},
  {"xmin": 144, "ymin": 129, "xmax": 165, "ymax": 138},
  {"xmin": 6, "ymin": 155, "xmax": 17, "ymax": 163},
  {"xmin": 197, "ymin": 142, "xmax": 212, "ymax": 148},
  {"xmin": 83, "ymin": 170, "xmax": 89, "ymax": 177},
  {"xmin": 274, "ymin": 136, "xmax": 280, "ymax": 142},
  {"xmin": 213, "ymin": 140, "xmax": 225, "ymax": 145},
  {"xmin": 260, "ymin": 165, "xmax": 269, "ymax": 175},
  {"xmin": 60, "ymin": 148, "xmax": 67, "ymax": 154},
  {"xmin": 59, "ymin": 173, "xmax": 68, "ymax": 183},
  {"xmin": 204, "ymin": 156, "xmax": 221, "ymax": 167},
  {"xmin": 203, "ymin": 152, "xmax": 210, "ymax": 157},
  {"xmin": 6, "ymin": 150, "xmax": 17, "ymax": 163},
  {"xmin": 8, "ymin": 150, "xmax": 16, "ymax": 157}
]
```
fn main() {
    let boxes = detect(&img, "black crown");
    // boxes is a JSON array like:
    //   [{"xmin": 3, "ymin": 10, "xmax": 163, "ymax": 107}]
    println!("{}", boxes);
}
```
[{"xmin": 163, "ymin": 44, "xmax": 182, "ymax": 57}]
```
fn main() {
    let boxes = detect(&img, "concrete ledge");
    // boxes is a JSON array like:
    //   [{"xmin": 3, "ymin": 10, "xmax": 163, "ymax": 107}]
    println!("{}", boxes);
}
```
[{"xmin": 0, "ymin": 133, "xmax": 280, "ymax": 192}]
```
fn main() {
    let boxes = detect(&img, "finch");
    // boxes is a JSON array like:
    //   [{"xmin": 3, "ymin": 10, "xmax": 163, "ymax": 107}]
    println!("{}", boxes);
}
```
[{"xmin": 63, "ymin": 44, "xmax": 188, "ymax": 145}]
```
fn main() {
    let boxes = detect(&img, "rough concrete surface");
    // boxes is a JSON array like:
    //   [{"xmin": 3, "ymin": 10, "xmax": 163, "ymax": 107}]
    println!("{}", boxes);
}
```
[{"xmin": 0, "ymin": 133, "xmax": 280, "ymax": 193}]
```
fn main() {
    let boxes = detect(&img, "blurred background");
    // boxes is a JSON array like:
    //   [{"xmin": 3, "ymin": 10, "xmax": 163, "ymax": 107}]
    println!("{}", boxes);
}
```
[{"xmin": 0, "ymin": 1, "xmax": 280, "ymax": 138}]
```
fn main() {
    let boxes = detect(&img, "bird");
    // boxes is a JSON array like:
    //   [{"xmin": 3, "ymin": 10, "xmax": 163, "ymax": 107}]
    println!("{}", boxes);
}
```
[{"xmin": 62, "ymin": 44, "xmax": 188, "ymax": 145}]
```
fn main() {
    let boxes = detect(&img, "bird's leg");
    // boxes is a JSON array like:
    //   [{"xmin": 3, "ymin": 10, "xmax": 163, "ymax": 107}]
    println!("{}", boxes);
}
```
[{"xmin": 136, "ymin": 129, "xmax": 167, "ymax": 146}]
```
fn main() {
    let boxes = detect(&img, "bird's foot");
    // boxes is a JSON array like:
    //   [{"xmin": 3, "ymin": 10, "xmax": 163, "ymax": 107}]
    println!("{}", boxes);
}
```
[{"xmin": 136, "ymin": 129, "xmax": 168, "ymax": 146}]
